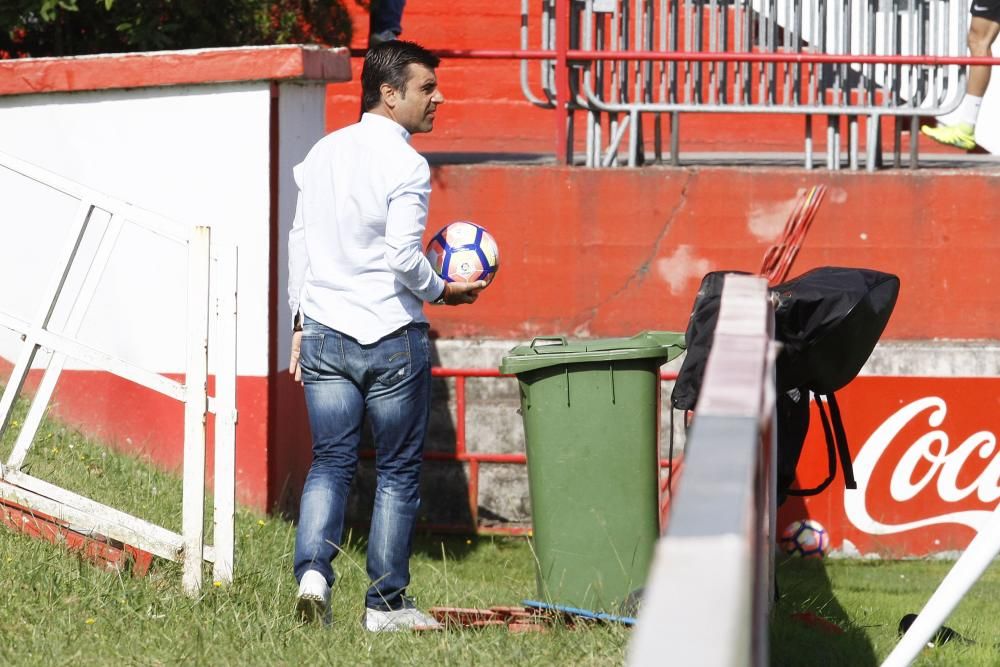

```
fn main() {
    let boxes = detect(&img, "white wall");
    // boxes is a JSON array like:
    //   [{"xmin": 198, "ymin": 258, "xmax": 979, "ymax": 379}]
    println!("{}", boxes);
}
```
[
  {"xmin": 0, "ymin": 83, "xmax": 274, "ymax": 376},
  {"xmin": 275, "ymin": 83, "xmax": 329, "ymax": 373}
]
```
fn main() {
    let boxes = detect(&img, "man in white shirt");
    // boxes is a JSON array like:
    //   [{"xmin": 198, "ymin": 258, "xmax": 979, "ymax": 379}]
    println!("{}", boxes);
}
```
[{"xmin": 287, "ymin": 40, "xmax": 485, "ymax": 630}]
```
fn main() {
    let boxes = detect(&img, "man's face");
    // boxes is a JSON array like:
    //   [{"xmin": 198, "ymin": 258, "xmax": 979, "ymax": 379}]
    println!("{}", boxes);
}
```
[{"xmin": 390, "ymin": 63, "xmax": 445, "ymax": 134}]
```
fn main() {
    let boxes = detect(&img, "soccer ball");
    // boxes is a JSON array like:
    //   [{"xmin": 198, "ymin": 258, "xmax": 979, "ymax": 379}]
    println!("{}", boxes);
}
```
[
  {"xmin": 779, "ymin": 519, "xmax": 830, "ymax": 558},
  {"xmin": 425, "ymin": 221, "xmax": 499, "ymax": 285}
]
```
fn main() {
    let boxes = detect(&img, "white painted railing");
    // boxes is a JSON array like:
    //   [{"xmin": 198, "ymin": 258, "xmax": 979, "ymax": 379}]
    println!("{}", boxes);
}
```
[
  {"xmin": 882, "ymin": 491, "xmax": 1000, "ymax": 663},
  {"xmin": 0, "ymin": 150, "xmax": 238, "ymax": 594},
  {"xmin": 525, "ymin": 0, "xmax": 975, "ymax": 168}
]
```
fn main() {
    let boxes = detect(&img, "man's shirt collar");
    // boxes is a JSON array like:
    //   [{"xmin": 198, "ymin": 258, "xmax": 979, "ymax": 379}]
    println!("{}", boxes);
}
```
[{"xmin": 361, "ymin": 112, "xmax": 411, "ymax": 142}]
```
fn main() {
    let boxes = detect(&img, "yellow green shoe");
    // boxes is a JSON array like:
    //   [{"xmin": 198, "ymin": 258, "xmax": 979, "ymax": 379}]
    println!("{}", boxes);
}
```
[{"xmin": 920, "ymin": 122, "xmax": 976, "ymax": 151}]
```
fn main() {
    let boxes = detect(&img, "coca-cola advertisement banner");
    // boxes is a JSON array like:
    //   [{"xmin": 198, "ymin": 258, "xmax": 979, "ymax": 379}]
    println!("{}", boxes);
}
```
[{"xmin": 776, "ymin": 376, "xmax": 1000, "ymax": 557}]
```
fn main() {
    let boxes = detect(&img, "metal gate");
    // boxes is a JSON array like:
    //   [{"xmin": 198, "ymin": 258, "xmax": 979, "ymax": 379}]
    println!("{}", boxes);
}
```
[{"xmin": 522, "ymin": 0, "xmax": 971, "ymax": 170}]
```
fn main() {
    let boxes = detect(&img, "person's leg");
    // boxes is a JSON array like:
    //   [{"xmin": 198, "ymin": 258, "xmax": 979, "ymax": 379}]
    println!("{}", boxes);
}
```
[
  {"xmin": 293, "ymin": 320, "xmax": 366, "ymax": 590},
  {"xmin": 967, "ymin": 16, "xmax": 1000, "ymax": 98},
  {"xmin": 369, "ymin": 0, "xmax": 407, "ymax": 46},
  {"xmin": 370, "ymin": 0, "xmax": 407, "ymax": 36},
  {"xmin": 920, "ymin": 16, "xmax": 998, "ymax": 149},
  {"xmin": 360, "ymin": 324, "xmax": 432, "ymax": 613}
]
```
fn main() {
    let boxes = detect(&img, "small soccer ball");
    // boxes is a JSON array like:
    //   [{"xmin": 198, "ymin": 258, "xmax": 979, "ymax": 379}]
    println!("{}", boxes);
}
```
[
  {"xmin": 425, "ymin": 221, "xmax": 499, "ymax": 285},
  {"xmin": 779, "ymin": 519, "xmax": 830, "ymax": 558}
]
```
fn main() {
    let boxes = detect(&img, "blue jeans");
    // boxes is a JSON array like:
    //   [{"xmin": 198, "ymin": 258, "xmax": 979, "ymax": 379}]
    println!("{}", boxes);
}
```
[
  {"xmin": 293, "ymin": 316, "xmax": 431, "ymax": 611},
  {"xmin": 371, "ymin": 0, "xmax": 406, "ymax": 35}
]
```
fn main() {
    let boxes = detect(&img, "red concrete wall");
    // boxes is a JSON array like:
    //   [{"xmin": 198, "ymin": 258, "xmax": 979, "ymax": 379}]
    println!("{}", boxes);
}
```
[
  {"xmin": 6, "ymin": 164, "xmax": 994, "ymax": 516},
  {"xmin": 271, "ymin": 371, "xmax": 312, "ymax": 513},
  {"xmin": 422, "ymin": 165, "xmax": 1000, "ymax": 341},
  {"xmin": 0, "ymin": 361, "xmax": 272, "ymax": 510}
]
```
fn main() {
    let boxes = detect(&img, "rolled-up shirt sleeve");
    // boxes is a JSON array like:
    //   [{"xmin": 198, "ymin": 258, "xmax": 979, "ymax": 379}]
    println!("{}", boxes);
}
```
[{"xmin": 384, "ymin": 159, "xmax": 446, "ymax": 302}]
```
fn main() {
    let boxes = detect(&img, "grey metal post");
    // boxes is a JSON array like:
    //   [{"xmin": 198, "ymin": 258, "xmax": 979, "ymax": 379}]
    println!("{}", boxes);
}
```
[
  {"xmin": 805, "ymin": 115, "xmax": 814, "ymax": 170},
  {"xmin": 865, "ymin": 113, "xmax": 880, "ymax": 173},
  {"xmin": 849, "ymin": 115, "xmax": 858, "ymax": 170},
  {"xmin": 670, "ymin": 111, "xmax": 680, "ymax": 166}
]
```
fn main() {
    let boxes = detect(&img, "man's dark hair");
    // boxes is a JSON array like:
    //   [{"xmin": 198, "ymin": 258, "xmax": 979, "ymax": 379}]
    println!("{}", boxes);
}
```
[{"xmin": 361, "ymin": 40, "xmax": 441, "ymax": 112}]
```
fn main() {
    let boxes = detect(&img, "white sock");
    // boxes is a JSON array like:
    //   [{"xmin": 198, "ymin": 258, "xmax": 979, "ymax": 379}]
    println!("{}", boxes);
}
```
[{"xmin": 955, "ymin": 94, "xmax": 983, "ymax": 128}]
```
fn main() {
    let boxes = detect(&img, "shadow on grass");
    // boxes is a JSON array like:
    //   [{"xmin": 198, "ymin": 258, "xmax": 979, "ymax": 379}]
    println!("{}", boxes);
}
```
[
  {"xmin": 411, "ymin": 533, "xmax": 481, "ymax": 561},
  {"xmin": 771, "ymin": 556, "xmax": 878, "ymax": 666},
  {"xmin": 771, "ymin": 499, "xmax": 878, "ymax": 667},
  {"xmin": 334, "ymin": 532, "xmax": 524, "ymax": 563}
]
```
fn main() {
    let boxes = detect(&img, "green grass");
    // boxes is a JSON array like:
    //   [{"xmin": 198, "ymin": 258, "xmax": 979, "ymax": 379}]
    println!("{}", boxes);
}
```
[
  {"xmin": 772, "ymin": 556, "xmax": 1000, "ymax": 666},
  {"xmin": 4, "ymin": 408, "xmax": 1000, "ymax": 665},
  {"xmin": 0, "ymin": 410, "xmax": 630, "ymax": 666}
]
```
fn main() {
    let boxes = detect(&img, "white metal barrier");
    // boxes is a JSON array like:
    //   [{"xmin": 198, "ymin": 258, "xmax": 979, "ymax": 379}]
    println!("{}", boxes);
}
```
[
  {"xmin": 0, "ymin": 150, "xmax": 238, "ymax": 594},
  {"xmin": 882, "ymin": 486, "xmax": 1000, "ymax": 663},
  {"xmin": 628, "ymin": 275, "xmax": 777, "ymax": 666},
  {"xmin": 523, "ymin": 0, "xmax": 970, "ymax": 170}
]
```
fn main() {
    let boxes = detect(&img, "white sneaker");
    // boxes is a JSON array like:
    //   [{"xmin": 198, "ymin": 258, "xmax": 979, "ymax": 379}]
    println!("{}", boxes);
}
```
[
  {"xmin": 296, "ymin": 570, "xmax": 331, "ymax": 625},
  {"xmin": 364, "ymin": 602, "xmax": 442, "ymax": 632}
]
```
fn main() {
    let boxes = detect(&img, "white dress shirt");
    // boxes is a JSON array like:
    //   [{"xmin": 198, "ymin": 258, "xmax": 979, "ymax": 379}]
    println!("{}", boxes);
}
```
[{"xmin": 287, "ymin": 113, "xmax": 446, "ymax": 344}]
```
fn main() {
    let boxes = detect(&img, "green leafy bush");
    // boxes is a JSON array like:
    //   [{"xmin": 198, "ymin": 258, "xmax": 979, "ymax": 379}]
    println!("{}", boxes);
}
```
[{"xmin": 0, "ymin": 0, "xmax": 354, "ymax": 59}]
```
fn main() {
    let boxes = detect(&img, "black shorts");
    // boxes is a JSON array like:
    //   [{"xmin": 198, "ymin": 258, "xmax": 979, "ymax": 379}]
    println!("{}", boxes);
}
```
[{"xmin": 972, "ymin": 0, "xmax": 1000, "ymax": 22}]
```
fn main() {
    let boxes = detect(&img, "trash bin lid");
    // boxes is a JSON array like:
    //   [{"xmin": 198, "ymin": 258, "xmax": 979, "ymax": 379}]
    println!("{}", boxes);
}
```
[{"xmin": 499, "ymin": 331, "xmax": 685, "ymax": 375}]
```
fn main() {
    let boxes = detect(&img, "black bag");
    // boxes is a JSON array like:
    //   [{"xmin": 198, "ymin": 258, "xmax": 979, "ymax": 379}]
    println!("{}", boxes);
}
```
[
  {"xmin": 773, "ymin": 267, "xmax": 899, "ymax": 501},
  {"xmin": 671, "ymin": 267, "xmax": 900, "ymax": 503},
  {"xmin": 670, "ymin": 271, "xmax": 748, "ymax": 411}
]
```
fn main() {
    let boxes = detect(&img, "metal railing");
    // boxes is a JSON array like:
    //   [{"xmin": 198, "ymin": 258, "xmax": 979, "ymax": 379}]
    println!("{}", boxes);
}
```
[{"xmin": 521, "ymin": 0, "xmax": 974, "ymax": 170}]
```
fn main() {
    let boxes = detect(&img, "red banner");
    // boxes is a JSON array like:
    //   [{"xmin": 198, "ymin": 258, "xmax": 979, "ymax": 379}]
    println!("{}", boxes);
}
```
[{"xmin": 777, "ymin": 376, "xmax": 1000, "ymax": 557}]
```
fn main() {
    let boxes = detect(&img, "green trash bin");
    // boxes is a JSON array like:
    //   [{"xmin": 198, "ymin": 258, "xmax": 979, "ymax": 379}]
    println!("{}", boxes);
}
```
[{"xmin": 499, "ymin": 331, "xmax": 685, "ymax": 613}]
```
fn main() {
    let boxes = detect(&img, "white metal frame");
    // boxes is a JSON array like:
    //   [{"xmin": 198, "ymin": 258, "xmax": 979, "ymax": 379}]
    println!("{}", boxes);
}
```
[
  {"xmin": 0, "ymin": 150, "xmax": 238, "ymax": 595},
  {"xmin": 628, "ymin": 275, "xmax": 777, "ymax": 667},
  {"xmin": 524, "ymin": 0, "xmax": 970, "ymax": 170},
  {"xmin": 882, "ymin": 508, "xmax": 1000, "ymax": 664}
]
